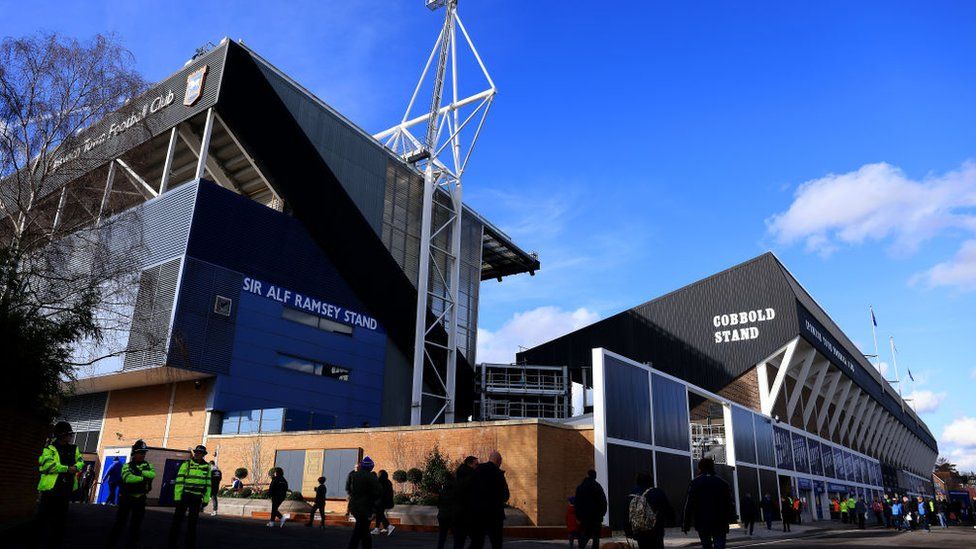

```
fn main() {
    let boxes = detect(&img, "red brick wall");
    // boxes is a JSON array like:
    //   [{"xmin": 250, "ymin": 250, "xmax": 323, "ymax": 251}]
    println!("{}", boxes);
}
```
[{"xmin": 0, "ymin": 410, "xmax": 47, "ymax": 525}]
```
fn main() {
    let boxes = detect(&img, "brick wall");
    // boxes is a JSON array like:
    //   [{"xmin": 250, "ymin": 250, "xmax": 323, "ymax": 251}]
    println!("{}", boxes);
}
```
[
  {"xmin": 718, "ymin": 367, "xmax": 761, "ymax": 411},
  {"xmin": 98, "ymin": 379, "xmax": 211, "ymax": 454},
  {"xmin": 0, "ymin": 410, "xmax": 47, "ymax": 526},
  {"xmin": 208, "ymin": 419, "xmax": 595, "ymax": 525}
]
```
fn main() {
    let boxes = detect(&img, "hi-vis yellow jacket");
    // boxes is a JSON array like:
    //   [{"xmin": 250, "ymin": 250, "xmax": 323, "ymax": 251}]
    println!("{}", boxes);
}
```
[
  {"xmin": 37, "ymin": 444, "xmax": 83, "ymax": 492},
  {"xmin": 174, "ymin": 459, "xmax": 212, "ymax": 505}
]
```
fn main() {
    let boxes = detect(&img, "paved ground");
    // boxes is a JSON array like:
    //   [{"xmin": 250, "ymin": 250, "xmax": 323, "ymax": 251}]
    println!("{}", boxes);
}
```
[{"xmin": 13, "ymin": 503, "xmax": 976, "ymax": 548}]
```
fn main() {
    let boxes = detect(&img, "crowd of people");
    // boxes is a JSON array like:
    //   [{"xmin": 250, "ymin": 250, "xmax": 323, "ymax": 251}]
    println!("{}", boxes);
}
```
[{"xmin": 33, "ymin": 420, "xmax": 976, "ymax": 549}]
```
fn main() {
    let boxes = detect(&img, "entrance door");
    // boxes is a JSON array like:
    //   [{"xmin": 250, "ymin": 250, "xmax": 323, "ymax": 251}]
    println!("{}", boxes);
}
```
[
  {"xmin": 97, "ymin": 455, "xmax": 126, "ymax": 504},
  {"xmin": 158, "ymin": 459, "xmax": 185, "ymax": 506}
]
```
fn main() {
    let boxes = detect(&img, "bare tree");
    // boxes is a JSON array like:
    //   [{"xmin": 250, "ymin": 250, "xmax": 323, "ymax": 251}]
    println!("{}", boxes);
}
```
[
  {"xmin": 241, "ymin": 438, "xmax": 267, "ymax": 488},
  {"xmin": 0, "ymin": 33, "xmax": 149, "ymax": 418}
]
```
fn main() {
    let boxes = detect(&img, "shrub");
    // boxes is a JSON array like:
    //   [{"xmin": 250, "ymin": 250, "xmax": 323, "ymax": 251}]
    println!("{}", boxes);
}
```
[
  {"xmin": 416, "ymin": 493, "xmax": 438, "ymax": 506},
  {"xmin": 239, "ymin": 487, "xmax": 253, "ymax": 498},
  {"xmin": 286, "ymin": 491, "xmax": 305, "ymax": 502},
  {"xmin": 420, "ymin": 446, "xmax": 451, "ymax": 494},
  {"xmin": 249, "ymin": 489, "xmax": 271, "ymax": 499},
  {"xmin": 393, "ymin": 492, "xmax": 410, "ymax": 505},
  {"xmin": 392, "ymin": 470, "xmax": 407, "ymax": 484},
  {"xmin": 234, "ymin": 467, "xmax": 248, "ymax": 480},
  {"xmin": 407, "ymin": 468, "xmax": 423, "ymax": 485}
]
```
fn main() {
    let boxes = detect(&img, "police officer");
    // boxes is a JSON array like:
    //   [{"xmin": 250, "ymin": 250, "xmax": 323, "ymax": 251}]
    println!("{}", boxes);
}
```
[
  {"xmin": 37, "ymin": 421, "xmax": 84, "ymax": 548},
  {"xmin": 107, "ymin": 440, "xmax": 155, "ymax": 548},
  {"xmin": 168, "ymin": 445, "xmax": 212, "ymax": 549}
]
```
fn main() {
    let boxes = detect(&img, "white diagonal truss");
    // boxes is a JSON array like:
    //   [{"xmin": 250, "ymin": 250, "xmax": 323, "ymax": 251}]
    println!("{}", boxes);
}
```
[
  {"xmin": 374, "ymin": 0, "xmax": 497, "ymax": 425},
  {"xmin": 752, "ymin": 337, "xmax": 937, "ymax": 479}
]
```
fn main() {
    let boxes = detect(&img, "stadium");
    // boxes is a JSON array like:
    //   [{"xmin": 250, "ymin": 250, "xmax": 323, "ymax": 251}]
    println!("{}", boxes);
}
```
[{"xmin": 42, "ymin": 39, "xmax": 937, "ymax": 528}]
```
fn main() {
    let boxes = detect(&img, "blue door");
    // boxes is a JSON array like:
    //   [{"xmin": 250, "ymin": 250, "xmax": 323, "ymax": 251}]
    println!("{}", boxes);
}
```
[
  {"xmin": 158, "ymin": 459, "xmax": 185, "ymax": 506},
  {"xmin": 97, "ymin": 456, "xmax": 126, "ymax": 504}
]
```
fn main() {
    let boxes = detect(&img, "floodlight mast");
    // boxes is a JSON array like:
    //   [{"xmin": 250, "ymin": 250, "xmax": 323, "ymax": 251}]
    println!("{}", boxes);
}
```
[{"xmin": 374, "ymin": 0, "xmax": 496, "ymax": 425}]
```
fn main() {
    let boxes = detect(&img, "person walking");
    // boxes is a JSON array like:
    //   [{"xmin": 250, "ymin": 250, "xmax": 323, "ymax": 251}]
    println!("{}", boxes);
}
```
[
  {"xmin": 573, "ymin": 470, "xmax": 608, "ymax": 549},
  {"xmin": 452, "ymin": 456, "xmax": 479, "ymax": 549},
  {"xmin": 35, "ymin": 421, "xmax": 84, "ymax": 549},
  {"xmin": 627, "ymin": 473, "xmax": 674, "ymax": 549},
  {"xmin": 891, "ymin": 499, "xmax": 903, "ymax": 531},
  {"xmin": 565, "ymin": 496, "xmax": 581, "ymax": 549},
  {"xmin": 793, "ymin": 497, "xmax": 802, "ymax": 524},
  {"xmin": 760, "ymin": 493, "xmax": 774, "ymax": 531},
  {"xmin": 872, "ymin": 498, "xmax": 883, "ymax": 526},
  {"xmin": 681, "ymin": 458, "xmax": 733, "ymax": 549},
  {"xmin": 854, "ymin": 496, "xmax": 866, "ymax": 529},
  {"xmin": 435, "ymin": 467, "xmax": 458, "ymax": 549},
  {"xmin": 80, "ymin": 464, "xmax": 96, "ymax": 504},
  {"xmin": 167, "ymin": 445, "xmax": 212, "ymax": 549},
  {"xmin": 936, "ymin": 498, "xmax": 948, "ymax": 529},
  {"xmin": 107, "ymin": 440, "xmax": 155, "ymax": 549},
  {"xmin": 830, "ymin": 497, "xmax": 839, "ymax": 521},
  {"xmin": 346, "ymin": 456, "xmax": 381, "ymax": 549},
  {"xmin": 740, "ymin": 493, "xmax": 757, "ymax": 536},
  {"xmin": 917, "ymin": 497, "xmax": 930, "ymax": 532},
  {"xmin": 371, "ymin": 470, "xmax": 395, "ymax": 535},
  {"xmin": 470, "ymin": 451, "xmax": 510, "ymax": 549},
  {"xmin": 103, "ymin": 457, "xmax": 123, "ymax": 506},
  {"xmin": 208, "ymin": 461, "xmax": 222, "ymax": 516},
  {"xmin": 883, "ymin": 496, "xmax": 893, "ymax": 528},
  {"xmin": 780, "ymin": 495, "xmax": 792, "ymax": 533},
  {"xmin": 306, "ymin": 476, "xmax": 327, "ymax": 528},
  {"xmin": 267, "ymin": 467, "xmax": 289, "ymax": 528}
]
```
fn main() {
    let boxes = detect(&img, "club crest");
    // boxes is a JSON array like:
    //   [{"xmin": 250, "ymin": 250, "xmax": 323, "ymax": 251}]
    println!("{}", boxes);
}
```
[{"xmin": 184, "ymin": 65, "xmax": 208, "ymax": 106}]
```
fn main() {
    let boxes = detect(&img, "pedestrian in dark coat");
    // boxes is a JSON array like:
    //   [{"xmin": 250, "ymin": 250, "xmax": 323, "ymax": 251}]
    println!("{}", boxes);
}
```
[
  {"xmin": 854, "ymin": 497, "xmax": 866, "ymax": 529},
  {"xmin": 781, "ymin": 496, "xmax": 792, "ymax": 532},
  {"xmin": 451, "ymin": 456, "xmax": 479, "ymax": 549},
  {"xmin": 760, "ymin": 494, "xmax": 774, "ymax": 530},
  {"xmin": 347, "ymin": 457, "xmax": 381, "ymax": 549},
  {"xmin": 739, "ymin": 493, "xmax": 757, "ymax": 536},
  {"xmin": 268, "ymin": 467, "xmax": 289, "ymax": 527},
  {"xmin": 574, "ymin": 470, "xmax": 608, "ymax": 549},
  {"xmin": 436, "ymin": 468, "xmax": 459, "ymax": 549},
  {"xmin": 681, "ymin": 458, "xmax": 732, "ymax": 549},
  {"xmin": 627, "ymin": 473, "xmax": 674, "ymax": 549},
  {"xmin": 470, "ymin": 451, "xmax": 510, "ymax": 549},
  {"xmin": 306, "ymin": 476, "xmax": 327, "ymax": 528},
  {"xmin": 372, "ymin": 470, "xmax": 395, "ymax": 535}
]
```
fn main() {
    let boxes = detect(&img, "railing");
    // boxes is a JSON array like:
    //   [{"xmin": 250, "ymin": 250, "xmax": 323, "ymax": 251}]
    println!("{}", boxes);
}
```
[{"xmin": 481, "ymin": 398, "xmax": 566, "ymax": 420}]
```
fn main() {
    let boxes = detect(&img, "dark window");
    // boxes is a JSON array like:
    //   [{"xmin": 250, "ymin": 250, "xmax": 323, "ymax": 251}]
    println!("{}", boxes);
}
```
[
  {"xmin": 606, "ymin": 444, "xmax": 653, "ymax": 529},
  {"xmin": 604, "ymin": 356, "xmax": 651, "ymax": 444},
  {"xmin": 655, "ymin": 451, "xmax": 692, "ymax": 527},
  {"xmin": 791, "ymin": 433, "xmax": 809, "ymax": 473},
  {"xmin": 72, "ymin": 431, "xmax": 100, "ymax": 454},
  {"xmin": 758, "ymin": 468, "xmax": 781, "ymax": 521},
  {"xmin": 822, "ymin": 444, "xmax": 835, "ymax": 478},
  {"xmin": 808, "ymin": 440, "xmax": 823, "ymax": 476},
  {"xmin": 276, "ymin": 353, "xmax": 350, "ymax": 381},
  {"xmin": 282, "ymin": 307, "xmax": 353, "ymax": 335},
  {"xmin": 833, "ymin": 448, "xmax": 846, "ymax": 480},
  {"xmin": 732, "ymin": 407, "xmax": 756, "ymax": 464},
  {"xmin": 652, "ymin": 374, "xmax": 689, "ymax": 451},
  {"xmin": 754, "ymin": 415, "xmax": 776, "ymax": 467},
  {"xmin": 736, "ymin": 465, "xmax": 760, "ymax": 513}
]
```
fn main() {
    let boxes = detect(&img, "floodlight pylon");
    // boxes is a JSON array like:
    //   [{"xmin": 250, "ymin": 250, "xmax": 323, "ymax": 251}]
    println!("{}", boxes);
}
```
[{"xmin": 374, "ymin": 0, "xmax": 496, "ymax": 425}]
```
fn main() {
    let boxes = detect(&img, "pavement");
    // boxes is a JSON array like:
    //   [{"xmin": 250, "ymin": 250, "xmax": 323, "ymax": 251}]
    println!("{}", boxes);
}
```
[{"xmin": 9, "ymin": 503, "xmax": 976, "ymax": 548}]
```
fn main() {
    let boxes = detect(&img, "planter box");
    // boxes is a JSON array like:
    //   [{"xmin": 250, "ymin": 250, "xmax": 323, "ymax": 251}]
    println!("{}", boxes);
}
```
[
  {"xmin": 215, "ymin": 497, "xmax": 310, "ymax": 518},
  {"xmin": 387, "ymin": 505, "xmax": 531, "ymax": 527}
]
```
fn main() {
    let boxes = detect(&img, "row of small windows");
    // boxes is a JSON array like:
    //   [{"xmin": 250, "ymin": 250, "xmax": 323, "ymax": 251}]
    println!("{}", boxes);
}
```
[
  {"xmin": 220, "ymin": 408, "xmax": 338, "ymax": 435},
  {"xmin": 276, "ymin": 353, "xmax": 350, "ymax": 381},
  {"xmin": 281, "ymin": 306, "xmax": 354, "ymax": 335}
]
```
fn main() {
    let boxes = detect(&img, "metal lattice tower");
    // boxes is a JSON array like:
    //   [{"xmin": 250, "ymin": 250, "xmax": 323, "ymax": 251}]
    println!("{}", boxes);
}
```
[{"xmin": 374, "ymin": 0, "xmax": 496, "ymax": 424}]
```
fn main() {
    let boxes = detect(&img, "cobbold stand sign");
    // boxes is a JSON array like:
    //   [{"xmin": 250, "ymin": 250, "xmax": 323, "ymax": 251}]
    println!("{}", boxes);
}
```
[
  {"xmin": 50, "ymin": 65, "xmax": 208, "ymax": 173},
  {"xmin": 713, "ymin": 307, "xmax": 776, "ymax": 344}
]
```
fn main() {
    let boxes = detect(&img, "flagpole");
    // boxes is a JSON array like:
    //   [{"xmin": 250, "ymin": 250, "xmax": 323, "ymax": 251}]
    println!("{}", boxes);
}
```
[
  {"xmin": 889, "ymin": 335, "xmax": 904, "ymax": 411},
  {"xmin": 870, "ymin": 305, "xmax": 882, "ymax": 375}
]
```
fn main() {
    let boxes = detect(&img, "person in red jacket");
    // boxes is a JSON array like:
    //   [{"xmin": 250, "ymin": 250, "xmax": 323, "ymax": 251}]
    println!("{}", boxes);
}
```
[{"xmin": 565, "ymin": 496, "xmax": 582, "ymax": 548}]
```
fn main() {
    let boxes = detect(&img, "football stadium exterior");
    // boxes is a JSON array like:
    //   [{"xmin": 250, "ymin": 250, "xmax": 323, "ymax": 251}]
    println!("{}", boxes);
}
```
[{"xmin": 518, "ymin": 252, "xmax": 938, "ymax": 527}]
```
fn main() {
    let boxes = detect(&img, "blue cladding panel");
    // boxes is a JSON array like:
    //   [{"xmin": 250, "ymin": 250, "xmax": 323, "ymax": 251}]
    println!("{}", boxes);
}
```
[{"xmin": 173, "ymin": 180, "xmax": 387, "ymax": 428}]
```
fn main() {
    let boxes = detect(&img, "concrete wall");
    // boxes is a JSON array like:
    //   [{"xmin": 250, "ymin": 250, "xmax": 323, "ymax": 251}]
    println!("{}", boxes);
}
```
[{"xmin": 207, "ymin": 419, "xmax": 594, "ymax": 526}]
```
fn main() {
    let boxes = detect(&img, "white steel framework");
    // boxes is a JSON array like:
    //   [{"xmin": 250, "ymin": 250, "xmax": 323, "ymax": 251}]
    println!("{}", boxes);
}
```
[{"xmin": 374, "ymin": 0, "xmax": 497, "ymax": 425}]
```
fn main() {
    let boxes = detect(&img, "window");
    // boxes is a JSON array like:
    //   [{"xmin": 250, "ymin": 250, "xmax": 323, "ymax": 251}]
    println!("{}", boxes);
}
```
[
  {"xmin": 276, "ymin": 353, "xmax": 350, "ymax": 381},
  {"xmin": 282, "ymin": 307, "xmax": 353, "ymax": 335},
  {"xmin": 220, "ymin": 408, "xmax": 286, "ymax": 434}
]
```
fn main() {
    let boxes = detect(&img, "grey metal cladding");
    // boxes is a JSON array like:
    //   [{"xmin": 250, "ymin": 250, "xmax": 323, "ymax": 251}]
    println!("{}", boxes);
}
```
[
  {"xmin": 252, "ymin": 59, "xmax": 386, "ymax": 234},
  {"xmin": 137, "ymin": 181, "xmax": 197, "ymax": 265},
  {"xmin": 59, "ymin": 392, "xmax": 108, "ymax": 432},
  {"xmin": 37, "ymin": 45, "xmax": 227, "ymax": 201},
  {"xmin": 123, "ymin": 257, "xmax": 182, "ymax": 370}
]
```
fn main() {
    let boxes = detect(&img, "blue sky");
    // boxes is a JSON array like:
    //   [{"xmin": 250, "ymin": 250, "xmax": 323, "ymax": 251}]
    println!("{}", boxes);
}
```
[{"xmin": 6, "ymin": 1, "xmax": 976, "ymax": 467}]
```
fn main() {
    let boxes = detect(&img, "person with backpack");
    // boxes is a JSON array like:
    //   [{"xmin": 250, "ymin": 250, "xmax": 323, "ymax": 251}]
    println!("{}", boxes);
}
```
[
  {"xmin": 760, "ymin": 493, "xmax": 774, "ymax": 530},
  {"xmin": 107, "ymin": 440, "xmax": 155, "ymax": 549},
  {"xmin": 627, "ymin": 473, "xmax": 673, "ymax": 549},
  {"xmin": 682, "ymin": 458, "xmax": 733, "ymax": 549},
  {"xmin": 371, "ymin": 470, "xmax": 396, "ymax": 535},
  {"xmin": 306, "ymin": 476, "xmax": 327, "ymax": 528},
  {"xmin": 573, "ymin": 470, "xmax": 607, "ymax": 549},
  {"xmin": 739, "ymin": 493, "xmax": 757, "ymax": 536}
]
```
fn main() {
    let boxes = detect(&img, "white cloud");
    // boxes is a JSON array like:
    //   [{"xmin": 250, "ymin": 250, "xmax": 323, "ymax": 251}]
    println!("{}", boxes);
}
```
[
  {"xmin": 946, "ymin": 448, "xmax": 976, "ymax": 473},
  {"xmin": 971, "ymin": 368, "xmax": 976, "ymax": 379},
  {"xmin": 904, "ymin": 390, "xmax": 946, "ymax": 413},
  {"xmin": 915, "ymin": 239, "xmax": 976, "ymax": 291},
  {"xmin": 942, "ymin": 417, "xmax": 976, "ymax": 448},
  {"xmin": 767, "ymin": 161, "xmax": 976, "ymax": 255},
  {"xmin": 476, "ymin": 306, "xmax": 600, "ymax": 364}
]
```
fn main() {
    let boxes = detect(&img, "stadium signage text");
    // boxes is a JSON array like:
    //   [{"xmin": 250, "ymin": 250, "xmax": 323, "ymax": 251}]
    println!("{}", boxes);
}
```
[
  {"xmin": 803, "ymin": 317, "xmax": 855, "ymax": 372},
  {"xmin": 242, "ymin": 277, "xmax": 378, "ymax": 331},
  {"xmin": 713, "ymin": 307, "xmax": 776, "ymax": 344},
  {"xmin": 51, "ymin": 88, "xmax": 177, "ymax": 172}
]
